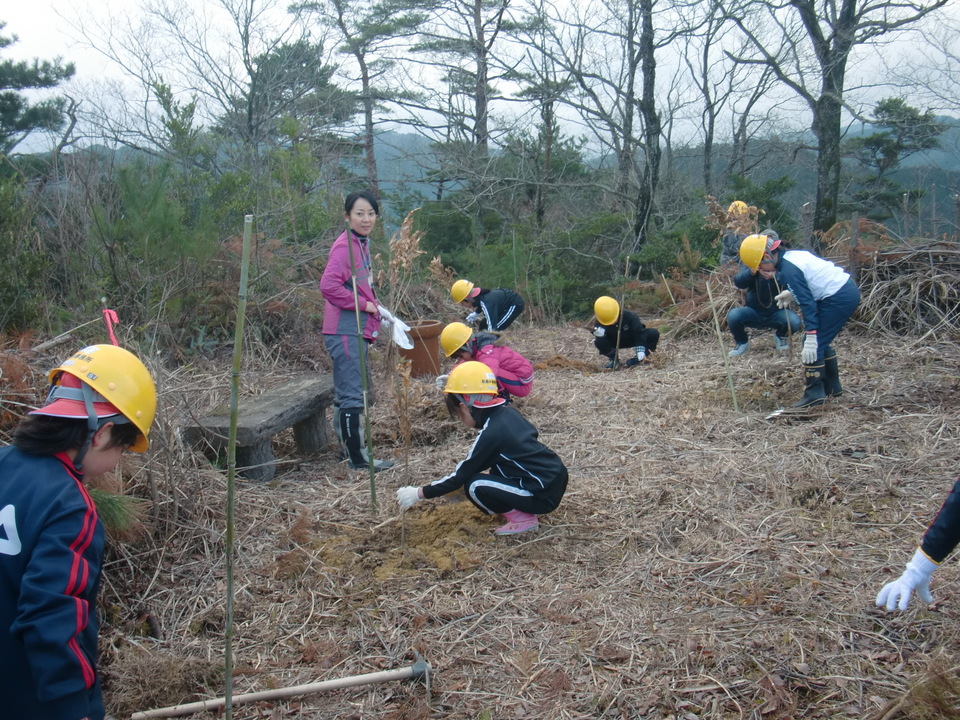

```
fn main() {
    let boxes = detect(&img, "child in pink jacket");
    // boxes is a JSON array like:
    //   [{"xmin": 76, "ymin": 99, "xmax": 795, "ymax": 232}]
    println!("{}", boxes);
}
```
[{"xmin": 438, "ymin": 322, "xmax": 534, "ymax": 399}]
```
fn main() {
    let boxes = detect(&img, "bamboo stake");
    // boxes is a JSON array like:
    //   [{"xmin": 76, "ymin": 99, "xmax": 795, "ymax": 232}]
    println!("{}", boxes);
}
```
[
  {"xmin": 705, "ymin": 279, "xmax": 739, "ymax": 412},
  {"xmin": 223, "ymin": 214, "xmax": 253, "ymax": 719},
  {"xmin": 130, "ymin": 660, "xmax": 431, "ymax": 719},
  {"xmin": 660, "ymin": 274, "xmax": 676, "ymax": 305},
  {"xmin": 344, "ymin": 216, "xmax": 378, "ymax": 512},
  {"xmin": 611, "ymin": 257, "xmax": 629, "ymax": 368}
]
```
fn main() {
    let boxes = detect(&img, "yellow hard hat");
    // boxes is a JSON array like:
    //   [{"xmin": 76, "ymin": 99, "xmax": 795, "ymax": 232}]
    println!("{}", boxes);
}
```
[
  {"xmin": 443, "ymin": 360, "xmax": 499, "ymax": 396},
  {"xmin": 728, "ymin": 200, "xmax": 748, "ymax": 216},
  {"xmin": 39, "ymin": 344, "xmax": 157, "ymax": 452},
  {"xmin": 441, "ymin": 322, "xmax": 473, "ymax": 357},
  {"xmin": 451, "ymin": 279, "xmax": 476, "ymax": 303},
  {"xmin": 594, "ymin": 296, "xmax": 620, "ymax": 326},
  {"xmin": 739, "ymin": 233, "xmax": 781, "ymax": 271}
]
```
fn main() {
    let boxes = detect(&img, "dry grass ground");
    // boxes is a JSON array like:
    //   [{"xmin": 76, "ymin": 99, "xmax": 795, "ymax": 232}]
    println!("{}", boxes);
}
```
[{"xmin": 82, "ymin": 318, "xmax": 960, "ymax": 720}]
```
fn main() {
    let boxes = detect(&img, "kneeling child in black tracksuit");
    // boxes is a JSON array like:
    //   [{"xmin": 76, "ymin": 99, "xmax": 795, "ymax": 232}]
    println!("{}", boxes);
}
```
[
  {"xmin": 396, "ymin": 361, "xmax": 567, "ymax": 535},
  {"xmin": 592, "ymin": 295, "xmax": 660, "ymax": 368}
]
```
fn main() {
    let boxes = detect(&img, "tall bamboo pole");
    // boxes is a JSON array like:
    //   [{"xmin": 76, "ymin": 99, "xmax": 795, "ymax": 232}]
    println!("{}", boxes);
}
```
[
  {"xmin": 344, "ymin": 217, "xmax": 378, "ymax": 511},
  {"xmin": 224, "ymin": 214, "xmax": 254, "ymax": 718}
]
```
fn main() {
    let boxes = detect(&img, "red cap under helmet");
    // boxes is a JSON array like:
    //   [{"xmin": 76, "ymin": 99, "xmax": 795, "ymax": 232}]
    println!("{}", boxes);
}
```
[{"xmin": 30, "ymin": 372, "xmax": 123, "ymax": 420}]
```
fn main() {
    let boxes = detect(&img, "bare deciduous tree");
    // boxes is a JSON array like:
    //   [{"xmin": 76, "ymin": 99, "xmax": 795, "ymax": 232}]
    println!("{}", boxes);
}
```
[{"xmin": 723, "ymin": 0, "xmax": 948, "ymax": 244}]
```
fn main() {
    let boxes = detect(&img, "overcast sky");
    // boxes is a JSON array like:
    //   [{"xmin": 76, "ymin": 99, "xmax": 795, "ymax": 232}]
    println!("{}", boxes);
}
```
[{"xmin": 3, "ymin": 2, "xmax": 115, "ymax": 80}]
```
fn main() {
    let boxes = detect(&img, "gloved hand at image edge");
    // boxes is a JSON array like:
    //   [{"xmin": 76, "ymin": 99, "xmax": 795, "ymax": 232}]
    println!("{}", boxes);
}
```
[
  {"xmin": 801, "ymin": 332, "xmax": 818, "ymax": 364},
  {"xmin": 378, "ymin": 305, "xmax": 413, "ymax": 349},
  {"xmin": 396, "ymin": 486, "xmax": 421, "ymax": 510},
  {"xmin": 876, "ymin": 548, "xmax": 938, "ymax": 611},
  {"xmin": 774, "ymin": 289, "xmax": 794, "ymax": 309},
  {"xmin": 435, "ymin": 374, "xmax": 449, "ymax": 390},
  {"xmin": 465, "ymin": 311, "xmax": 479, "ymax": 324},
  {"xmin": 593, "ymin": 327, "xmax": 605, "ymax": 338}
]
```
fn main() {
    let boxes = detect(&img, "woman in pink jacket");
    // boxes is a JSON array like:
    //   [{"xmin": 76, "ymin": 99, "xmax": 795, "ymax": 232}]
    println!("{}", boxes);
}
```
[
  {"xmin": 438, "ymin": 322, "xmax": 534, "ymax": 399},
  {"xmin": 320, "ymin": 190, "xmax": 393, "ymax": 471}
]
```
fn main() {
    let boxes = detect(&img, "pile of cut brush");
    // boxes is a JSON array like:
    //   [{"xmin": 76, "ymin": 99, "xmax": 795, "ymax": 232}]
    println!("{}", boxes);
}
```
[{"xmin": 857, "ymin": 240, "xmax": 960, "ymax": 340}]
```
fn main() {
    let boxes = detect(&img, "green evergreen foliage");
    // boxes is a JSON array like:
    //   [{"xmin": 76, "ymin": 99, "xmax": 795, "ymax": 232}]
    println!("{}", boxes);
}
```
[
  {"xmin": 636, "ymin": 214, "xmax": 718, "ymax": 275},
  {"xmin": 88, "ymin": 488, "xmax": 144, "ymax": 538},
  {"xmin": 0, "ymin": 23, "xmax": 75, "ymax": 154},
  {"xmin": 540, "ymin": 212, "xmax": 633, "ymax": 317},
  {"xmin": 0, "ymin": 179, "xmax": 47, "ymax": 332},
  {"xmin": 843, "ymin": 98, "xmax": 946, "ymax": 221}
]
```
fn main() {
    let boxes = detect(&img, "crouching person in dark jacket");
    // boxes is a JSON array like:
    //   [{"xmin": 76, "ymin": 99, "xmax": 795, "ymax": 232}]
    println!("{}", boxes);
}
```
[
  {"xmin": 0, "ymin": 344, "xmax": 157, "ymax": 720},
  {"xmin": 396, "ymin": 361, "xmax": 567, "ymax": 535},
  {"xmin": 592, "ymin": 295, "xmax": 660, "ymax": 369}
]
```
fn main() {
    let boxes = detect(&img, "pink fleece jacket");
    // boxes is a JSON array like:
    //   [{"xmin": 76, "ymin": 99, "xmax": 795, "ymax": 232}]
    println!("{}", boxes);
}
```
[{"xmin": 320, "ymin": 230, "xmax": 381, "ymax": 339}]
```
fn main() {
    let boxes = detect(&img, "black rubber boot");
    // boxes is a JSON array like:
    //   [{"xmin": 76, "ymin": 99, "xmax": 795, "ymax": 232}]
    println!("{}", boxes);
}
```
[
  {"xmin": 340, "ymin": 407, "xmax": 394, "ymax": 471},
  {"xmin": 823, "ymin": 353, "xmax": 842, "ymax": 397},
  {"xmin": 793, "ymin": 363, "xmax": 827, "ymax": 408},
  {"xmin": 602, "ymin": 352, "xmax": 620, "ymax": 369}
]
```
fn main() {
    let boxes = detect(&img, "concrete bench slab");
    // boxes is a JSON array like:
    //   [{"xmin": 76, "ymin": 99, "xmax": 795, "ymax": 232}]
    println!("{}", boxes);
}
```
[{"xmin": 184, "ymin": 374, "xmax": 336, "ymax": 482}]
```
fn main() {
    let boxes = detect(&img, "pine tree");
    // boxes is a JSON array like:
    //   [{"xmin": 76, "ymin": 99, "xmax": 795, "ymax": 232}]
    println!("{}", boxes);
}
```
[{"xmin": 0, "ymin": 21, "xmax": 75, "ymax": 154}]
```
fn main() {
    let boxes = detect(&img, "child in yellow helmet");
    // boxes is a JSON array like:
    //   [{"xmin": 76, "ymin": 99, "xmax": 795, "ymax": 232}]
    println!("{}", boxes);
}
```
[
  {"xmin": 396, "ymin": 361, "xmax": 567, "ymax": 535},
  {"xmin": 592, "ymin": 296, "xmax": 660, "ymax": 369},
  {"xmin": 0, "ymin": 345, "xmax": 156, "ymax": 720},
  {"xmin": 450, "ymin": 280, "xmax": 525, "ymax": 332},
  {"xmin": 437, "ymin": 322, "xmax": 534, "ymax": 399}
]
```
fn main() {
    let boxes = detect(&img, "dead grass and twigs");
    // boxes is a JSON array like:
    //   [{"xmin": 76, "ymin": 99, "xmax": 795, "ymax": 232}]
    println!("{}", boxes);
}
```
[
  {"xmin": 4, "ymin": 236, "xmax": 960, "ymax": 719},
  {"xmin": 80, "ymin": 320, "xmax": 960, "ymax": 720}
]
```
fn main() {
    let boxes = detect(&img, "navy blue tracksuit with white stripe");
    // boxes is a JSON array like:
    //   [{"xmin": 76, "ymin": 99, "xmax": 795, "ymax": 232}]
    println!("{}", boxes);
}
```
[
  {"xmin": 0, "ymin": 447, "xmax": 105, "ymax": 720},
  {"xmin": 469, "ymin": 288, "xmax": 525, "ymax": 332},
  {"xmin": 424, "ymin": 405, "xmax": 567, "ymax": 515}
]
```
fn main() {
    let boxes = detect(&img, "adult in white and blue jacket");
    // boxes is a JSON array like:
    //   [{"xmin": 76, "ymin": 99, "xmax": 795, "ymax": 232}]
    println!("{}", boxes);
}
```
[{"xmin": 739, "ymin": 233, "xmax": 860, "ymax": 407}]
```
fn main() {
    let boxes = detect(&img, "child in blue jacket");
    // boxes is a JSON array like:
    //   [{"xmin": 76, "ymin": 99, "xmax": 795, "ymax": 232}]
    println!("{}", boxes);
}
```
[{"xmin": 0, "ymin": 345, "xmax": 156, "ymax": 720}]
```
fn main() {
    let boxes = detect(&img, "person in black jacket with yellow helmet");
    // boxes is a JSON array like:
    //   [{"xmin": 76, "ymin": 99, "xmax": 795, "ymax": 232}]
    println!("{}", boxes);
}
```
[
  {"xmin": 450, "ymin": 279, "xmax": 525, "ymax": 333},
  {"xmin": 396, "ymin": 361, "xmax": 567, "ymax": 535},
  {"xmin": 592, "ymin": 296, "xmax": 660, "ymax": 369}
]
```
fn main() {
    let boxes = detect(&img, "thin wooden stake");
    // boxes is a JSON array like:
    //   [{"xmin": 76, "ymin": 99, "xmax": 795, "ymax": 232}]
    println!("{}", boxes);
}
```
[
  {"xmin": 345, "ymin": 216, "xmax": 378, "ymax": 512},
  {"xmin": 660, "ymin": 274, "xmax": 676, "ymax": 305},
  {"xmin": 706, "ymin": 279, "xmax": 739, "ymax": 413},
  {"xmin": 224, "ymin": 214, "xmax": 254, "ymax": 718}
]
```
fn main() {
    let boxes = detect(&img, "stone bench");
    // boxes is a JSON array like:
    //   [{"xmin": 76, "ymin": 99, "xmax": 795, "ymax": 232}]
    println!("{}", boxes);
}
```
[{"xmin": 184, "ymin": 374, "xmax": 336, "ymax": 482}]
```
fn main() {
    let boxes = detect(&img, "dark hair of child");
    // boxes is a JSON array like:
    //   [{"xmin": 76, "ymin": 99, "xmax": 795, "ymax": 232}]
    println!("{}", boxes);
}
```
[
  {"xmin": 444, "ymin": 393, "xmax": 463, "ymax": 419},
  {"xmin": 344, "ymin": 190, "xmax": 379, "ymax": 216},
  {"xmin": 13, "ymin": 416, "xmax": 141, "ymax": 457}
]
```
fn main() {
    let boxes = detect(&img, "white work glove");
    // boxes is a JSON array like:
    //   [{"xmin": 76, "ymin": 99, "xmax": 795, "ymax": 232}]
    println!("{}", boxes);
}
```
[
  {"xmin": 635, "ymin": 346, "xmax": 646, "ymax": 362},
  {"xmin": 801, "ymin": 332, "xmax": 818, "ymax": 364},
  {"xmin": 774, "ymin": 290, "xmax": 794, "ymax": 309},
  {"xmin": 465, "ymin": 311, "xmax": 479, "ymax": 324},
  {"xmin": 396, "ymin": 486, "xmax": 421, "ymax": 510},
  {"xmin": 378, "ymin": 305, "xmax": 413, "ymax": 349},
  {"xmin": 876, "ymin": 548, "xmax": 938, "ymax": 611},
  {"xmin": 593, "ymin": 327, "xmax": 605, "ymax": 338},
  {"xmin": 435, "ymin": 374, "xmax": 449, "ymax": 390}
]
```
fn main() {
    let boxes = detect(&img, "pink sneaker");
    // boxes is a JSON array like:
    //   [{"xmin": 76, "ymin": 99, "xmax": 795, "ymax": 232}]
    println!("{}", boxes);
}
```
[{"xmin": 494, "ymin": 509, "xmax": 539, "ymax": 535}]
